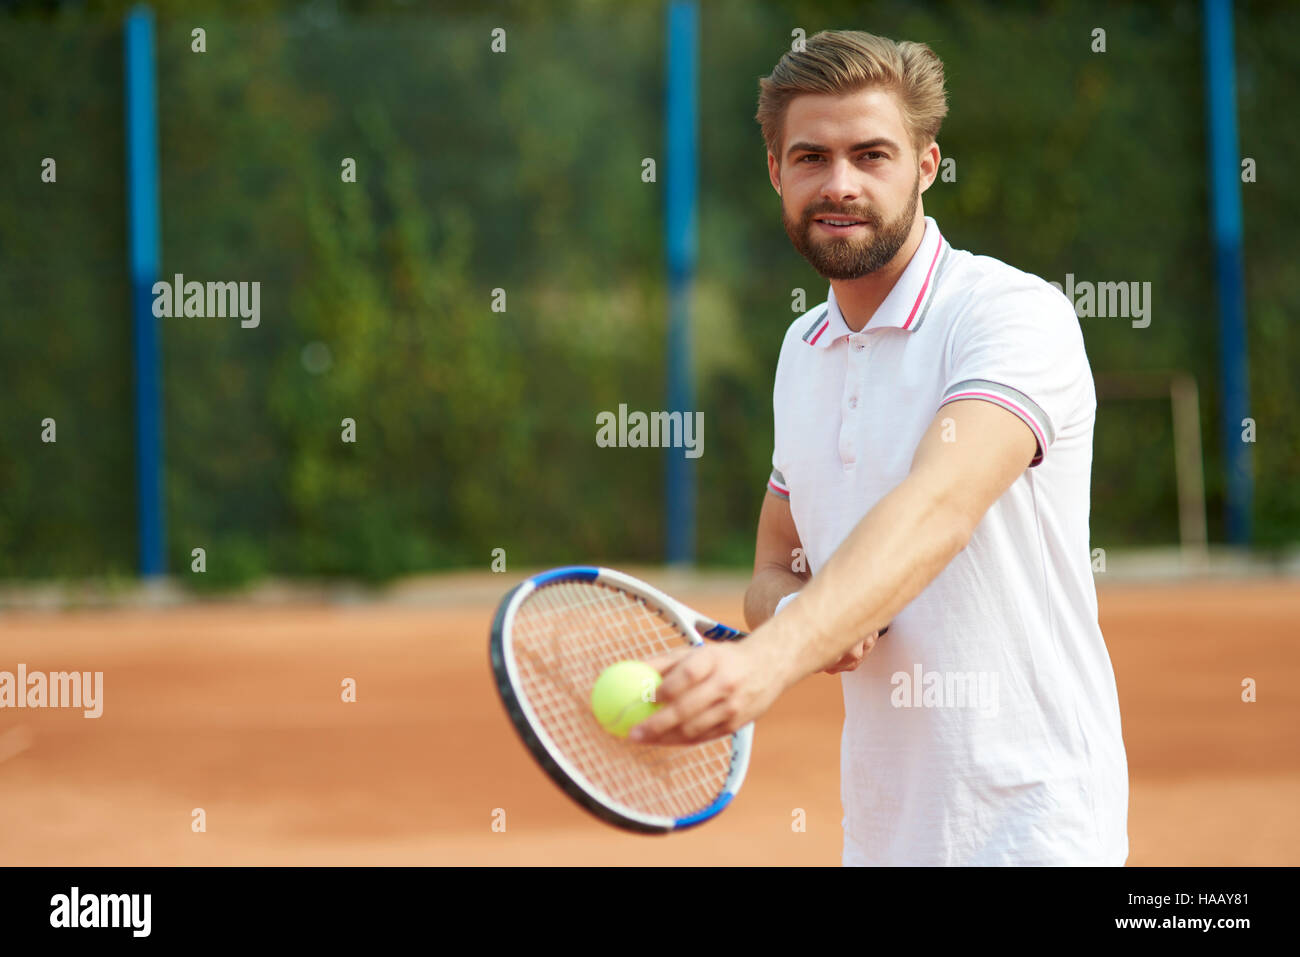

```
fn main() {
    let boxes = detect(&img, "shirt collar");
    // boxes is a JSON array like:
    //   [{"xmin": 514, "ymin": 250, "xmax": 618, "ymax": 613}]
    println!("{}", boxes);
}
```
[{"xmin": 803, "ymin": 215, "xmax": 946, "ymax": 349}]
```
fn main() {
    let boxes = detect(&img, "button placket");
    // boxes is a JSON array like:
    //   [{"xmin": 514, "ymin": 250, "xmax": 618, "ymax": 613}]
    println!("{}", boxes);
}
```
[{"xmin": 839, "ymin": 335, "xmax": 867, "ymax": 467}]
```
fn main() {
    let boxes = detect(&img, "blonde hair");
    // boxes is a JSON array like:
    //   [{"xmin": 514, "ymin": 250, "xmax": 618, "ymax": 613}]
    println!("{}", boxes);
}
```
[{"xmin": 756, "ymin": 30, "xmax": 949, "ymax": 161}]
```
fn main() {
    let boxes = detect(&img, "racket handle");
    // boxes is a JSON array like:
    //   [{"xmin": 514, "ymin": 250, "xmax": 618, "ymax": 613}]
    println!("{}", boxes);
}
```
[{"xmin": 700, "ymin": 622, "xmax": 747, "ymax": 641}]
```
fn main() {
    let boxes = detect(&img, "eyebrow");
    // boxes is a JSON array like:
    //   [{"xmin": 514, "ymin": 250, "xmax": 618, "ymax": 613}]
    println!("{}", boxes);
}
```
[{"xmin": 786, "ymin": 138, "xmax": 901, "ymax": 158}]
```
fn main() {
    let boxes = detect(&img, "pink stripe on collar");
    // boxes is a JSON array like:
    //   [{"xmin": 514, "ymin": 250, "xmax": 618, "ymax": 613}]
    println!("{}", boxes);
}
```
[{"xmin": 900, "ymin": 235, "xmax": 944, "ymax": 331}]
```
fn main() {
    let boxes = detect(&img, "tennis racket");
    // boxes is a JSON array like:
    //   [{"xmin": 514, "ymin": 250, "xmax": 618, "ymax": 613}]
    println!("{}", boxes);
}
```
[{"xmin": 489, "ymin": 565, "xmax": 754, "ymax": 834}]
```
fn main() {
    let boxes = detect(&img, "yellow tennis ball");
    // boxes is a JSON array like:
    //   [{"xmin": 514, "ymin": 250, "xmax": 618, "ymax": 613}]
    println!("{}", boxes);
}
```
[{"xmin": 590, "ymin": 660, "xmax": 662, "ymax": 738}]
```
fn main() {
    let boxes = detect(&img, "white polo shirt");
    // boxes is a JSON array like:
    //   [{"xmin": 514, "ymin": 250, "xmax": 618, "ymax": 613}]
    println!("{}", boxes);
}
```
[{"xmin": 768, "ymin": 215, "xmax": 1129, "ymax": 866}]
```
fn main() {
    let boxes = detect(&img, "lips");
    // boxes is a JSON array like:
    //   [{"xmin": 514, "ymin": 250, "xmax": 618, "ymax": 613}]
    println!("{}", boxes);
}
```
[{"xmin": 814, "ymin": 217, "xmax": 869, "ymax": 232}]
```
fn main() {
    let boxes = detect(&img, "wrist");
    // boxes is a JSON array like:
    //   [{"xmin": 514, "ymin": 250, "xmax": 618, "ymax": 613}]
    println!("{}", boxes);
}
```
[{"xmin": 750, "ymin": 599, "xmax": 808, "ymax": 694}]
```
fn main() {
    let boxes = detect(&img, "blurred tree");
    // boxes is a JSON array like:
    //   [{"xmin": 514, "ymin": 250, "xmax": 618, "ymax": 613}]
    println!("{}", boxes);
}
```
[{"xmin": 0, "ymin": 0, "xmax": 1295, "ymax": 583}]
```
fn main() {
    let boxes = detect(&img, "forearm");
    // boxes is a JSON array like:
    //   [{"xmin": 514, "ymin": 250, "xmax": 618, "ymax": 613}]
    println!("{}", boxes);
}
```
[
  {"xmin": 752, "ymin": 474, "xmax": 972, "ymax": 688},
  {"xmin": 743, "ymin": 564, "xmax": 806, "ymax": 630}
]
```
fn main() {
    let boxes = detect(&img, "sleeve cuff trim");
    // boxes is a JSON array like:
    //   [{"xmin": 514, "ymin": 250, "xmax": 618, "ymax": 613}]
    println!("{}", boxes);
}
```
[{"xmin": 939, "ymin": 381, "xmax": 1051, "ymax": 466}]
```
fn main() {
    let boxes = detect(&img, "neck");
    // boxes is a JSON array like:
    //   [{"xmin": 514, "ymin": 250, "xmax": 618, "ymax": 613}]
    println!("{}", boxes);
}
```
[{"xmin": 831, "ymin": 214, "xmax": 927, "ymax": 332}]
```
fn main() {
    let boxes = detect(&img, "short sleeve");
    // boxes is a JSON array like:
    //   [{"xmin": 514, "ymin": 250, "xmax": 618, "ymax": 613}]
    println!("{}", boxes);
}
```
[
  {"xmin": 768, "ymin": 321, "xmax": 800, "ymax": 500},
  {"xmin": 767, "ymin": 460, "xmax": 790, "ymax": 500},
  {"xmin": 938, "ymin": 281, "xmax": 1087, "ymax": 468}
]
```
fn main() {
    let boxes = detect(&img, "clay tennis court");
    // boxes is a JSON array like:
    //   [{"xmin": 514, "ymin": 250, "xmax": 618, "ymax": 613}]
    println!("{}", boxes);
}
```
[{"xmin": 1, "ymin": 573, "xmax": 1296, "ymax": 866}]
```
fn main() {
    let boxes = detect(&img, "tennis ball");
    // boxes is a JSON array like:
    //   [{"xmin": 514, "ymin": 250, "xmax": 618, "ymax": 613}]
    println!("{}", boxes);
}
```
[{"xmin": 590, "ymin": 660, "xmax": 662, "ymax": 738}]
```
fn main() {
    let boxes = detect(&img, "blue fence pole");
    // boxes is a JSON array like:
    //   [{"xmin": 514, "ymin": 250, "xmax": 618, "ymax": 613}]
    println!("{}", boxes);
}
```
[
  {"xmin": 664, "ymin": 0, "xmax": 698, "ymax": 565},
  {"xmin": 1203, "ymin": 0, "xmax": 1253, "ymax": 545},
  {"xmin": 125, "ymin": 6, "xmax": 166, "ymax": 575}
]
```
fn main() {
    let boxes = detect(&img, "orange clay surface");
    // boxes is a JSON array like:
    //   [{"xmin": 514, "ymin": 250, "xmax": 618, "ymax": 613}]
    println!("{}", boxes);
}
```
[{"xmin": 1, "ymin": 577, "xmax": 1296, "ymax": 865}]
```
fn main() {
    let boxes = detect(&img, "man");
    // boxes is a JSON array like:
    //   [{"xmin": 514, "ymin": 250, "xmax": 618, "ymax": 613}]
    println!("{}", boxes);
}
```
[{"xmin": 633, "ymin": 29, "xmax": 1129, "ymax": 866}]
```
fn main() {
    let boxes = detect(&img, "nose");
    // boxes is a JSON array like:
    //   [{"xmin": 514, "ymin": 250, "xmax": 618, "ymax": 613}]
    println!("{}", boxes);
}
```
[{"xmin": 819, "ymin": 157, "xmax": 862, "ymax": 205}]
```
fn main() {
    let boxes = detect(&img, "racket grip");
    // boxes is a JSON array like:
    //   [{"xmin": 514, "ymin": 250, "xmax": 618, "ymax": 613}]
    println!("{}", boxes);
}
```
[{"xmin": 701, "ymin": 622, "xmax": 748, "ymax": 641}]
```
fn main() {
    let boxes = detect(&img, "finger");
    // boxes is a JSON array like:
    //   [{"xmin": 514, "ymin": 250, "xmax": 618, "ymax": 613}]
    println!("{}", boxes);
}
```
[
  {"xmin": 836, "ymin": 641, "xmax": 867, "ymax": 668},
  {"xmin": 826, "ymin": 641, "xmax": 869, "ymax": 674},
  {"xmin": 630, "ymin": 676, "xmax": 727, "ymax": 742},
  {"xmin": 653, "ymin": 647, "xmax": 719, "ymax": 705},
  {"xmin": 675, "ymin": 698, "xmax": 739, "ymax": 742},
  {"xmin": 640, "ymin": 707, "xmax": 736, "ymax": 746},
  {"xmin": 691, "ymin": 720, "xmax": 738, "ymax": 743},
  {"xmin": 641, "ymin": 646, "xmax": 695, "ymax": 680}
]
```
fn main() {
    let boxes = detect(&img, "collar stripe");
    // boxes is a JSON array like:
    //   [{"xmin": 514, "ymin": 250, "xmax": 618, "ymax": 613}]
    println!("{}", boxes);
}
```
[
  {"xmin": 900, "ymin": 233, "xmax": 945, "ymax": 331},
  {"xmin": 908, "ymin": 244, "xmax": 951, "ymax": 334},
  {"xmin": 807, "ymin": 317, "xmax": 830, "ymax": 345},
  {"xmin": 800, "ymin": 306, "xmax": 829, "ymax": 342}
]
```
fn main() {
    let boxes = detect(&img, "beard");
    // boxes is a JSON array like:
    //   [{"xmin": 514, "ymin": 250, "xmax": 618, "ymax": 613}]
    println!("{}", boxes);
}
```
[{"xmin": 782, "ymin": 173, "xmax": 920, "ymax": 280}]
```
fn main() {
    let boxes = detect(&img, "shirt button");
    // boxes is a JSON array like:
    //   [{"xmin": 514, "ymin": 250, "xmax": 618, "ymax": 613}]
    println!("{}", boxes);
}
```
[
  {"xmin": 854, "ymin": 342, "xmax": 865, "ymax": 351},
  {"xmin": 848, "ymin": 397, "xmax": 858, "ymax": 409}
]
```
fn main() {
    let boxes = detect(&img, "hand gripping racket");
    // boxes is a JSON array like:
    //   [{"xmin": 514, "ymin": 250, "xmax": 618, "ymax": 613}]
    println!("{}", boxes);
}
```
[{"xmin": 489, "ymin": 566, "xmax": 754, "ymax": 834}]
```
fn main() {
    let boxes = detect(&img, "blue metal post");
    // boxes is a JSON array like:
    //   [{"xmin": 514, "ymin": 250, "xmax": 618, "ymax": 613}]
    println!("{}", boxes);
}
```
[
  {"xmin": 665, "ymin": 1, "xmax": 698, "ymax": 564},
  {"xmin": 1203, "ymin": 0, "xmax": 1252, "ymax": 544},
  {"xmin": 125, "ymin": 6, "xmax": 166, "ymax": 574}
]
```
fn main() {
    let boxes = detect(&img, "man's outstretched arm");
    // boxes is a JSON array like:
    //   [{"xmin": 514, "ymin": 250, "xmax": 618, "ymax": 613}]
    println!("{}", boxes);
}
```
[{"xmin": 633, "ymin": 398, "xmax": 1037, "ymax": 744}]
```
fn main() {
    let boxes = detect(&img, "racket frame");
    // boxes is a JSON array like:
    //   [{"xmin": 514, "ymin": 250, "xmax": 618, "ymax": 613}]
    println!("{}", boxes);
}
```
[{"xmin": 489, "ymin": 565, "xmax": 754, "ymax": 834}]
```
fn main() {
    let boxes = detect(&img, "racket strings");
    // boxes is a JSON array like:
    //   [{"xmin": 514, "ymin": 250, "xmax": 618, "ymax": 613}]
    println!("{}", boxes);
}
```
[{"xmin": 511, "ymin": 581, "xmax": 736, "ymax": 821}]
